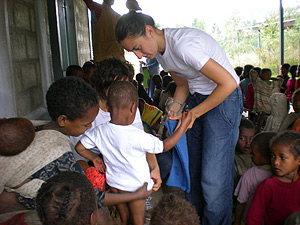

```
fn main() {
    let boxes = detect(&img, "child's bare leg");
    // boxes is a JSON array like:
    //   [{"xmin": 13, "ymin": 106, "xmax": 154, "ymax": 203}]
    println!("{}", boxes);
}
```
[
  {"xmin": 128, "ymin": 199, "xmax": 146, "ymax": 225},
  {"xmin": 116, "ymin": 203, "xmax": 130, "ymax": 225},
  {"xmin": 111, "ymin": 187, "xmax": 130, "ymax": 225}
]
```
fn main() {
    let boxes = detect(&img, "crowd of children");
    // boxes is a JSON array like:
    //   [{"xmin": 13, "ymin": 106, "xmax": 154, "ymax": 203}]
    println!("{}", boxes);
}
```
[{"xmin": 2, "ymin": 54, "xmax": 300, "ymax": 225}]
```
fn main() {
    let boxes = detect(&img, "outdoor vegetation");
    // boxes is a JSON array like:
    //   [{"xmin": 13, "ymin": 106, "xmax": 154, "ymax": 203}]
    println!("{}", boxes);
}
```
[{"xmin": 190, "ymin": 6, "xmax": 300, "ymax": 75}]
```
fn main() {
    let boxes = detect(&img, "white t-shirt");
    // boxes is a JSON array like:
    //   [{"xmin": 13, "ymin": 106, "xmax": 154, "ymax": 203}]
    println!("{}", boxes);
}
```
[
  {"xmin": 155, "ymin": 28, "xmax": 239, "ymax": 95},
  {"xmin": 80, "ymin": 122, "xmax": 164, "ymax": 191},
  {"xmin": 70, "ymin": 107, "xmax": 144, "ymax": 161}
]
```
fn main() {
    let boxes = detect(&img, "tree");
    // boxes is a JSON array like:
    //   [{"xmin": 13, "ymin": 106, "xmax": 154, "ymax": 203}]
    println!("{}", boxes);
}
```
[{"xmin": 192, "ymin": 18, "xmax": 206, "ymax": 32}]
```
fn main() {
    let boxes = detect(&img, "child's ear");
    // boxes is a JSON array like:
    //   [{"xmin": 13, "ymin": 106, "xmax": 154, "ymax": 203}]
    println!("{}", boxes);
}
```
[
  {"xmin": 90, "ymin": 210, "xmax": 97, "ymax": 225},
  {"xmin": 130, "ymin": 101, "xmax": 137, "ymax": 114},
  {"xmin": 57, "ymin": 115, "xmax": 68, "ymax": 127},
  {"xmin": 297, "ymin": 156, "xmax": 300, "ymax": 165}
]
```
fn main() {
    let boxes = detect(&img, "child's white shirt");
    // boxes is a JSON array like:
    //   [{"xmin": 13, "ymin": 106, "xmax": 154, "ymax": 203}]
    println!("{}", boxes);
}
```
[{"xmin": 80, "ymin": 122, "xmax": 164, "ymax": 191}]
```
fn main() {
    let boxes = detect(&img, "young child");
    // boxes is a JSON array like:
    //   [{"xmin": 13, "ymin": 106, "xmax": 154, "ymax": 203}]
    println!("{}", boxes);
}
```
[
  {"xmin": 136, "ymin": 72, "xmax": 152, "ymax": 105},
  {"xmin": 0, "ymin": 118, "xmax": 35, "ymax": 156},
  {"xmin": 279, "ymin": 89, "xmax": 300, "ymax": 132},
  {"xmin": 66, "ymin": 65, "xmax": 84, "ymax": 78},
  {"xmin": 152, "ymin": 74, "xmax": 163, "ymax": 107},
  {"xmin": 234, "ymin": 131, "xmax": 276, "ymax": 225},
  {"xmin": 36, "ymin": 171, "xmax": 113, "ymax": 225},
  {"xmin": 247, "ymin": 131, "xmax": 300, "ymax": 225},
  {"xmin": 284, "ymin": 65, "xmax": 297, "ymax": 102},
  {"xmin": 82, "ymin": 61, "xmax": 97, "ymax": 85},
  {"xmin": 76, "ymin": 81, "xmax": 192, "ymax": 225},
  {"xmin": 234, "ymin": 118, "xmax": 256, "ymax": 187},
  {"xmin": 150, "ymin": 193, "xmax": 200, "ymax": 225},
  {"xmin": 0, "ymin": 77, "xmax": 150, "ymax": 213},
  {"xmin": 250, "ymin": 68, "xmax": 283, "ymax": 132},
  {"xmin": 264, "ymin": 93, "xmax": 288, "ymax": 132}
]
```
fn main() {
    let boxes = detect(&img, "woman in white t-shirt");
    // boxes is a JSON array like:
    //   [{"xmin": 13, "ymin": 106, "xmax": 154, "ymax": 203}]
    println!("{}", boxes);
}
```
[{"xmin": 115, "ymin": 12, "xmax": 243, "ymax": 225}]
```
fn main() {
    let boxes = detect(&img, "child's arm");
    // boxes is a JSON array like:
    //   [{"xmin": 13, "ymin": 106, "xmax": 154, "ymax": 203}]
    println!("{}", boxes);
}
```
[
  {"xmin": 146, "ymin": 153, "xmax": 162, "ymax": 192},
  {"xmin": 103, "ymin": 183, "xmax": 152, "ymax": 206},
  {"xmin": 75, "ymin": 141, "xmax": 106, "ymax": 173},
  {"xmin": 234, "ymin": 201, "xmax": 246, "ymax": 225},
  {"xmin": 163, "ymin": 110, "xmax": 192, "ymax": 151}
]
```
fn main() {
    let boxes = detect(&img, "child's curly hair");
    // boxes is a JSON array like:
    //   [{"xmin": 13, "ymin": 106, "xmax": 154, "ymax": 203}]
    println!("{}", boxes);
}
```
[
  {"xmin": 36, "ymin": 171, "xmax": 96, "ymax": 225},
  {"xmin": 46, "ymin": 77, "xmax": 98, "ymax": 121},
  {"xmin": 150, "ymin": 193, "xmax": 200, "ymax": 225}
]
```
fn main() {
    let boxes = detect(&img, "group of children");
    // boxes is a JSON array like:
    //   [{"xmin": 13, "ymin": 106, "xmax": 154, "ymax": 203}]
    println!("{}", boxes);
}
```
[
  {"xmin": 0, "ymin": 58, "xmax": 200, "ymax": 225},
  {"xmin": 233, "ymin": 116, "xmax": 300, "ymax": 225},
  {"xmin": 238, "ymin": 63, "xmax": 300, "ymax": 133}
]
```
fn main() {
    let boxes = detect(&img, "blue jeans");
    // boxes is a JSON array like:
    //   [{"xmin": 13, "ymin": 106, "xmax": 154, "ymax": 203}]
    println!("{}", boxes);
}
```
[{"xmin": 185, "ymin": 87, "xmax": 243, "ymax": 225}]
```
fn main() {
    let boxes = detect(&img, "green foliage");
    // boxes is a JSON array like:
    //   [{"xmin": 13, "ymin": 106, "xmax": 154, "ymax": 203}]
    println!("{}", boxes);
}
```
[
  {"xmin": 192, "ymin": 18, "xmax": 206, "ymax": 32},
  {"xmin": 221, "ymin": 6, "xmax": 300, "ymax": 74}
]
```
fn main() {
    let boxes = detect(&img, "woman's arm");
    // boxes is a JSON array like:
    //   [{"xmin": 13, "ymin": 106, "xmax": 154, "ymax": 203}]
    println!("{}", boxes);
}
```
[{"xmin": 188, "ymin": 59, "xmax": 238, "ymax": 128}]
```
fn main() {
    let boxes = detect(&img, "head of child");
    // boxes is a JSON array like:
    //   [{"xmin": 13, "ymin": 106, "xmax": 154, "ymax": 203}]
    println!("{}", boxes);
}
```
[
  {"xmin": 243, "ymin": 64, "xmax": 254, "ymax": 78},
  {"xmin": 250, "ymin": 131, "xmax": 277, "ymax": 166},
  {"xmin": 152, "ymin": 74, "xmax": 162, "ymax": 88},
  {"xmin": 280, "ymin": 63, "xmax": 290, "ymax": 77},
  {"xmin": 150, "ymin": 193, "xmax": 200, "ymax": 225},
  {"xmin": 260, "ymin": 68, "xmax": 272, "ymax": 81},
  {"xmin": 289, "ymin": 65, "xmax": 298, "ymax": 79},
  {"xmin": 297, "ymin": 65, "xmax": 300, "ymax": 78},
  {"xmin": 66, "ymin": 65, "xmax": 84, "ymax": 78},
  {"xmin": 107, "ymin": 81, "xmax": 138, "ymax": 125},
  {"xmin": 91, "ymin": 58, "xmax": 133, "ymax": 103},
  {"xmin": 292, "ymin": 89, "xmax": 300, "ymax": 114},
  {"xmin": 82, "ymin": 61, "xmax": 97, "ymax": 81},
  {"xmin": 135, "ymin": 73, "xmax": 144, "ymax": 84},
  {"xmin": 0, "ymin": 118, "xmax": 35, "ymax": 156},
  {"xmin": 269, "ymin": 131, "xmax": 300, "ymax": 182},
  {"xmin": 36, "ymin": 171, "xmax": 107, "ymax": 225},
  {"xmin": 236, "ymin": 118, "xmax": 255, "ymax": 154},
  {"xmin": 46, "ymin": 77, "xmax": 99, "ymax": 137}
]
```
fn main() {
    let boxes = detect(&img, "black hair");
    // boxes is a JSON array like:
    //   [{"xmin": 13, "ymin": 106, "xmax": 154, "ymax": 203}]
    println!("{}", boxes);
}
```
[
  {"xmin": 239, "ymin": 117, "xmax": 255, "ymax": 130},
  {"xmin": 91, "ymin": 58, "xmax": 132, "ymax": 101},
  {"xmin": 46, "ymin": 77, "xmax": 99, "ymax": 121},
  {"xmin": 0, "ymin": 118, "xmax": 35, "ymax": 156},
  {"xmin": 251, "ymin": 131, "xmax": 277, "ymax": 160},
  {"xmin": 66, "ymin": 65, "xmax": 83, "ymax": 77},
  {"xmin": 166, "ymin": 81, "xmax": 177, "ymax": 96},
  {"xmin": 150, "ymin": 193, "xmax": 200, "ymax": 225},
  {"xmin": 135, "ymin": 73, "xmax": 144, "ymax": 83},
  {"xmin": 282, "ymin": 63, "xmax": 291, "ymax": 71},
  {"xmin": 36, "ymin": 171, "xmax": 96, "ymax": 225},
  {"xmin": 115, "ymin": 11, "xmax": 157, "ymax": 43},
  {"xmin": 252, "ymin": 67, "xmax": 262, "ymax": 75},
  {"xmin": 107, "ymin": 81, "xmax": 138, "ymax": 111},
  {"xmin": 234, "ymin": 66, "xmax": 243, "ymax": 76},
  {"xmin": 82, "ymin": 61, "xmax": 96, "ymax": 75},
  {"xmin": 290, "ymin": 65, "xmax": 298, "ymax": 76},
  {"xmin": 243, "ymin": 64, "xmax": 254, "ymax": 78},
  {"xmin": 270, "ymin": 131, "xmax": 300, "ymax": 159},
  {"xmin": 162, "ymin": 76, "xmax": 173, "ymax": 89},
  {"xmin": 261, "ymin": 68, "xmax": 271, "ymax": 75}
]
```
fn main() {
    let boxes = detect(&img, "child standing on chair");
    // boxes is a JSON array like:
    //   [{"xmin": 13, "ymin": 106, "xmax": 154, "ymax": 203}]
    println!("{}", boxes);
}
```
[{"xmin": 76, "ymin": 81, "xmax": 191, "ymax": 225}]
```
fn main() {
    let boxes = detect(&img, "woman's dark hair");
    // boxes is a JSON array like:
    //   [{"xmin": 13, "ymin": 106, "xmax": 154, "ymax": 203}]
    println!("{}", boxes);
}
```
[
  {"xmin": 46, "ymin": 77, "xmax": 99, "ymax": 121},
  {"xmin": 115, "ymin": 11, "xmax": 157, "ymax": 43},
  {"xmin": 36, "ymin": 171, "xmax": 96, "ymax": 225},
  {"xmin": 91, "ymin": 58, "xmax": 132, "ymax": 101},
  {"xmin": 270, "ymin": 131, "xmax": 300, "ymax": 159}
]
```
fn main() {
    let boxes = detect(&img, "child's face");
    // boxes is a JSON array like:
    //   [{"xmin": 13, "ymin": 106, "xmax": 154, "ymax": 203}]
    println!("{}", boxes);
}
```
[
  {"xmin": 261, "ymin": 71, "xmax": 271, "ymax": 81},
  {"xmin": 250, "ymin": 142, "xmax": 267, "ymax": 165},
  {"xmin": 292, "ymin": 95, "xmax": 300, "ymax": 114},
  {"xmin": 63, "ymin": 105, "xmax": 99, "ymax": 137},
  {"xmin": 236, "ymin": 128, "xmax": 255, "ymax": 154},
  {"xmin": 271, "ymin": 143, "xmax": 300, "ymax": 182}
]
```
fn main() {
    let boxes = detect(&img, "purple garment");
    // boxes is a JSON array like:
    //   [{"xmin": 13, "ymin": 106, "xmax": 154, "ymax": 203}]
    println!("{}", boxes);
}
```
[{"xmin": 234, "ymin": 166, "xmax": 272, "ymax": 222}]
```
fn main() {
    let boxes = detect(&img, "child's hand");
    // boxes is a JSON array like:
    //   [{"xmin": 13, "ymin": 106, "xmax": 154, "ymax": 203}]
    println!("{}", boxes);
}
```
[
  {"xmin": 135, "ymin": 182, "xmax": 152, "ymax": 199},
  {"xmin": 150, "ymin": 168, "xmax": 162, "ymax": 192},
  {"xmin": 93, "ymin": 157, "xmax": 106, "ymax": 173},
  {"xmin": 180, "ymin": 110, "xmax": 192, "ymax": 131}
]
